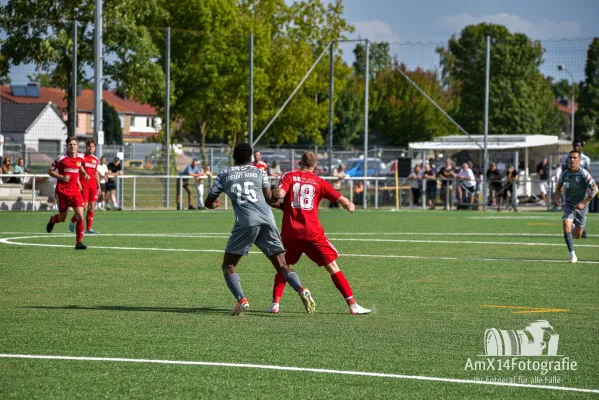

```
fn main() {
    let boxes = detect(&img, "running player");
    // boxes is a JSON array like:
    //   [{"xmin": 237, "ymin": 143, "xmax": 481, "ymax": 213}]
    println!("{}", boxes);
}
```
[
  {"xmin": 46, "ymin": 136, "xmax": 90, "ymax": 250},
  {"xmin": 69, "ymin": 139, "xmax": 101, "ymax": 234},
  {"xmin": 554, "ymin": 150, "xmax": 598, "ymax": 263},
  {"xmin": 560, "ymin": 139, "xmax": 592, "ymax": 238},
  {"xmin": 268, "ymin": 151, "xmax": 371, "ymax": 315},
  {"xmin": 204, "ymin": 143, "xmax": 315, "ymax": 316}
]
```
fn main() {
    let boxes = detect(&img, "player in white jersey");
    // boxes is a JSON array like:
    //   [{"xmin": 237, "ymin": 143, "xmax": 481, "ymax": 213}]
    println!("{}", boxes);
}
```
[
  {"xmin": 554, "ymin": 151, "xmax": 598, "ymax": 263},
  {"xmin": 204, "ymin": 143, "xmax": 316, "ymax": 316}
]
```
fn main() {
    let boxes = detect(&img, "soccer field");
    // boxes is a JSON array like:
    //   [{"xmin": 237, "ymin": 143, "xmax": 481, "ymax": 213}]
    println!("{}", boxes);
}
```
[{"xmin": 0, "ymin": 209, "xmax": 598, "ymax": 398}]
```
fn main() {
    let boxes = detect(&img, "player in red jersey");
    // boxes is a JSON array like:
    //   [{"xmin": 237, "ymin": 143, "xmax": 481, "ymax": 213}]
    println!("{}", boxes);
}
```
[
  {"xmin": 69, "ymin": 139, "xmax": 101, "ymax": 234},
  {"xmin": 268, "ymin": 151, "xmax": 371, "ymax": 315},
  {"xmin": 252, "ymin": 151, "xmax": 267, "ymax": 172},
  {"xmin": 46, "ymin": 136, "xmax": 90, "ymax": 250}
]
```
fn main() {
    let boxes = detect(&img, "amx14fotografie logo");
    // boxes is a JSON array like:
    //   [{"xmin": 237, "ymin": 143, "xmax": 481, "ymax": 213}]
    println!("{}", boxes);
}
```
[{"xmin": 465, "ymin": 320, "xmax": 578, "ymax": 383}]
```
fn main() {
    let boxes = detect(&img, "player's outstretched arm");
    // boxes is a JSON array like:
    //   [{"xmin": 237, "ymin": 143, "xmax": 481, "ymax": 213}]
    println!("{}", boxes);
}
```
[
  {"xmin": 272, "ymin": 187, "xmax": 286, "ymax": 200},
  {"xmin": 205, "ymin": 193, "xmax": 221, "ymax": 209},
  {"xmin": 554, "ymin": 185, "xmax": 563, "ymax": 207},
  {"xmin": 336, "ymin": 196, "xmax": 355, "ymax": 213}
]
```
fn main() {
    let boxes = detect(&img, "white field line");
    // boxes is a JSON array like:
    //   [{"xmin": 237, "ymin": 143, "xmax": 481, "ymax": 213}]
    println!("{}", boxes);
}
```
[
  {"xmin": 1, "ymin": 235, "xmax": 598, "ymax": 264},
  {"xmin": 0, "ymin": 354, "xmax": 597, "ymax": 394},
  {"xmin": 4, "ymin": 234, "xmax": 598, "ymax": 248},
  {"xmin": 0, "ymin": 231, "xmax": 597, "ymax": 238}
]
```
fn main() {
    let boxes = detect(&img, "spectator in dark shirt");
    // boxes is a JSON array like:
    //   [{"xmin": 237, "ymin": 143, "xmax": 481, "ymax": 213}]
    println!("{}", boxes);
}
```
[
  {"xmin": 486, "ymin": 162, "xmax": 502, "ymax": 206},
  {"xmin": 437, "ymin": 159, "xmax": 457, "ymax": 210},
  {"xmin": 498, "ymin": 164, "xmax": 519, "ymax": 211},
  {"xmin": 106, "ymin": 157, "xmax": 123, "ymax": 211},
  {"xmin": 423, "ymin": 163, "xmax": 437, "ymax": 209}
]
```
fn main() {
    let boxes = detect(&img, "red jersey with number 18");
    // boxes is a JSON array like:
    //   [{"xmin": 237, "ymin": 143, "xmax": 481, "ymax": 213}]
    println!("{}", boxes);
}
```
[
  {"xmin": 278, "ymin": 170, "xmax": 341, "ymax": 241},
  {"xmin": 51, "ymin": 153, "xmax": 85, "ymax": 196}
]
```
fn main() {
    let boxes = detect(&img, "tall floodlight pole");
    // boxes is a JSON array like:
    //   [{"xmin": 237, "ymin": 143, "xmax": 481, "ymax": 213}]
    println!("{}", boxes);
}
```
[
  {"xmin": 71, "ymin": 20, "xmax": 78, "ymax": 137},
  {"xmin": 94, "ymin": 0, "xmax": 103, "ymax": 156},
  {"xmin": 249, "ymin": 33, "xmax": 254, "ymax": 147},
  {"xmin": 483, "ymin": 36, "xmax": 490, "ymax": 210},
  {"xmin": 557, "ymin": 64, "xmax": 575, "ymax": 138},
  {"xmin": 328, "ymin": 42, "xmax": 334, "ymax": 175},
  {"xmin": 363, "ymin": 40, "xmax": 369, "ymax": 210}
]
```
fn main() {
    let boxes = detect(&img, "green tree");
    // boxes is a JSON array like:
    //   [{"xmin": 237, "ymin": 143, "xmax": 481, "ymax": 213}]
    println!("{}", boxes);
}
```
[
  {"xmin": 0, "ymin": 0, "xmax": 165, "ymax": 136},
  {"xmin": 549, "ymin": 77, "xmax": 573, "ymax": 102},
  {"xmin": 102, "ymin": 100, "xmax": 122, "ymax": 145},
  {"xmin": 437, "ymin": 23, "xmax": 561, "ymax": 135},
  {"xmin": 352, "ymin": 42, "xmax": 392, "ymax": 81},
  {"xmin": 575, "ymin": 37, "xmax": 599, "ymax": 140},
  {"xmin": 27, "ymin": 73, "xmax": 56, "ymax": 87}
]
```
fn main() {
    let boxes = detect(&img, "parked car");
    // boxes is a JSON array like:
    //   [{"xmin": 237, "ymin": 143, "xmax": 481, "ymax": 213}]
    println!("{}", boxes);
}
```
[{"xmin": 344, "ymin": 158, "xmax": 386, "ymax": 177}]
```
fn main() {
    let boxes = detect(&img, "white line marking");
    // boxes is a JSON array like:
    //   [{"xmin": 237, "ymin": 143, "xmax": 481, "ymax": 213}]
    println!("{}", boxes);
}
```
[
  {"xmin": 0, "ymin": 354, "xmax": 596, "ymax": 394},
  {"xmin": 2, "ymin": 235, "xmax": 598, "ymax": 264}
]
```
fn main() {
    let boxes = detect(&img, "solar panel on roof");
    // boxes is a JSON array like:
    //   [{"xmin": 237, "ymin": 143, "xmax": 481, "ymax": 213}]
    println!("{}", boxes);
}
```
[
  {"xmin": 11, "ymin": 85, "xmax": 27, "ymax": 97},
  {"xmin": 25, "ymin": 85, "xmax": 40, "ymax": 97}
]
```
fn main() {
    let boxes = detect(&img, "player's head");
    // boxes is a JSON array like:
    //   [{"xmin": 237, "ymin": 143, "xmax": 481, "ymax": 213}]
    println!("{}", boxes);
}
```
[
  {"xmin": 85, "ymin": 139, "xmax": 96, "ymax": 155},
  {"xmin": 299, "ymin": 151, "xmax": 318, "ymax": 171},
  {"xmin": 233, "ymin": 143, "xmax": 253, "ymax": 165},
  {"xmin": 568, "ymin": 150, "xmax": 581, "ymax": 170},
  {"xmin": 572, "ymin": 139, "xmax": 584, "ymax": 151},
  {"xmin": 66, "ymin": 136, "xmax": 78, "ymax": 155},
  {"xmin": 253, "ymin": 151, "xmax": 262, "ymax": 162}
]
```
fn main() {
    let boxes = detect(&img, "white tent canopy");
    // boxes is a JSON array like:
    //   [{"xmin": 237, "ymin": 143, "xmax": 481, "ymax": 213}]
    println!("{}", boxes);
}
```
[{"xmin": 409, "ymin": 134, "xmax": 564, "ymax": 151}]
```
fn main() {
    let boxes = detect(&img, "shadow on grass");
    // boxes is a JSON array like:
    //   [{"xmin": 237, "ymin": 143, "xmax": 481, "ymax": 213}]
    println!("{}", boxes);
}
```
[{"xmin": 21, "ymin": 305, "xmax": 348, "ymax": 317}]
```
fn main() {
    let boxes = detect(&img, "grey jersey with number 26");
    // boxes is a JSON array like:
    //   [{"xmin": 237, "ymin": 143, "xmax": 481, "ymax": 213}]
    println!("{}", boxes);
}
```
[{"xmin": 209, "ymin": 164, "xmax": 276, "ymax": 228}]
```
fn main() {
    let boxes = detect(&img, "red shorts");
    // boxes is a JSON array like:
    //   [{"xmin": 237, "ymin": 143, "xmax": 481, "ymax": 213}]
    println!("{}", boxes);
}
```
[
  {"xmin": 282, "ymin": 235, "xmax": 339, "ymax": 266},
  {"xmin": 81, "ymin": 185, "xmax": 98, "ymax": 203},
  {"xmin": 56, "ymin": 191, "xmax": 84, "ymax": 213}
]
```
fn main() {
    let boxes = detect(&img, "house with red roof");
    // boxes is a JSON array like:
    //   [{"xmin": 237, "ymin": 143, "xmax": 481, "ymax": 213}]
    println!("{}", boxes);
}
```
[{"xmin": 1, "ymin": 84, "xmax": 161, "ymax": 143}]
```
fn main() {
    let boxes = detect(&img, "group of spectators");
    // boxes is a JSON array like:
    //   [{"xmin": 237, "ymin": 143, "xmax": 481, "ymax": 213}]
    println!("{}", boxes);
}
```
[
  {"xmin": 1, "ymin": 157, "xmax": 30, "ymax": 184},
  {"xmin": 408, "ymin": 159, "xmax": 519, "ymax": 211}
]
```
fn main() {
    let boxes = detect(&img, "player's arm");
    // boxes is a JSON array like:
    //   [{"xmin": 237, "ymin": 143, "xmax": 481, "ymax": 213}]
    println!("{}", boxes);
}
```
[
  {"xmin": 336, "ymin": 195, "xmax": 355, "ymax": 213},
  {"xmin": 577, "ymin": 182, "xmax": 598, "ymax": 210},
  {"xmin": 204, "ymin": 193, "xmax": 221, "ymax": 209},
  {"xmin": 95, "ymin": 170, "xmax": 101, "ymax": 192},
  {"xmin": 554, "ymin": 183, "xmax": 563, "ymax": 207},
  {"xmin": 48, "ymin": 168, "xmax": 69, "ymax": 182},
  {"xmin": 79, "ymin": 165, "xmax": 90, "ymax": 181}
]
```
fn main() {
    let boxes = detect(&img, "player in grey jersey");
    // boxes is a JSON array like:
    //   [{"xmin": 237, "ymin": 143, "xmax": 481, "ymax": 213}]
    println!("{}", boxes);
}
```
[
  {"xmin": 554, "ymin": 151, "xmax": 598, "ymax": 263},
  {"xmin": 205, "ymin": 143, "xmax": 316, "ymax": 315},
  {"xmin": 560, "ymin": 140, "xmax": 592, "ymax": 238}
]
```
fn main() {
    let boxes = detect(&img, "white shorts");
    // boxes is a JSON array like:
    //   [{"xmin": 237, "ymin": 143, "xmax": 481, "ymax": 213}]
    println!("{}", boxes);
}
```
[{"xmin": 539, "ymin": 181, "xmax": 549, "ymax": 195}]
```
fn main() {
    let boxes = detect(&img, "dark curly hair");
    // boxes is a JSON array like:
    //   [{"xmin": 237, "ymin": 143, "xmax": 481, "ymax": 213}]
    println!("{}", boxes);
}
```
[{"xmin": 233, "ymin": 143, "xmax": 253, "ymax": 164}]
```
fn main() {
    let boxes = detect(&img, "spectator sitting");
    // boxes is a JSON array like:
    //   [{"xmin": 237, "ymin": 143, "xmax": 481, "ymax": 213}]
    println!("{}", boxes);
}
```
[
  {"xmin": 408, "ymin": 165, "xmax": 423, "ymax": 209},
  {"xmin": 423, "ymin": 162, "xmax": 437, "ymax": 210},
  {"xmin": 486, "ymin": 162, "xmax": 502, "ymax": 206},
  {"xmin": 13, "ymin": 157, "xmax": 30, "ymax": 184},
  {"xmin": 457, "ymin": 162, "xmax": 476, "ymax": 206},
  {"xmin": 2, "ymin": 157, "xmax": 20, "ymax": 184}
]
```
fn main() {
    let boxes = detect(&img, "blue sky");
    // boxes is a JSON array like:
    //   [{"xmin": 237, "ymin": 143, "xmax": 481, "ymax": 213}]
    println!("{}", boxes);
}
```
[{"xmin": 341, "ymin": 0, "xmax": 599, "ymax": 42}]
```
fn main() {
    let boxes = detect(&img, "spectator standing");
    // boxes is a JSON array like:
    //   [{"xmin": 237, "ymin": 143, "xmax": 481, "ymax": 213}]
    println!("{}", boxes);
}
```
[
  {"xmin": 196, "ymin": 165, "xmax": 213, "ymax": 210},
  {"xmin": 106, "ymin": 157, "xmax": 123, "ymax": 211},
  {"xmin": 177, "ymin": 159, "xmax": 201, "ymax": 210},
  {"xmin": 536, "ymin": 158, "xmax": 549, "ymax": 206},
  {"xmin": 96, "ymin": 156, "xmax": 108, "ymax": 210},
  {"xmin": 457, "ymin": 163, "xmax": 476, "ymax": 206},
  {"xmin": 486, "ymin": 163, "xmax": 502, "ymax": 206},
  {"xmin": 329, "ymin": 164, "xmax": 345, "ymax": 208},
  {"xmin": 498, "ymin": 164, "xmax": 519, "ymax": 211},
  {"xmin": 423, "ymin": 163, "xmax": 437, "ymax": 209},
  {"xmin": 437, "ymin": 159, "xmax": 457, "ymax": 210},
  {"xmin": 408, "ymin": 165, "xmax": 423, "ymax": 209}
]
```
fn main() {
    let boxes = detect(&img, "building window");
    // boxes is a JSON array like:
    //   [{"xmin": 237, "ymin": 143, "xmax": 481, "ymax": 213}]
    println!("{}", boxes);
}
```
[{"xmin": 119, "ymin": 115, "xmax": 125, "ymax": 129}]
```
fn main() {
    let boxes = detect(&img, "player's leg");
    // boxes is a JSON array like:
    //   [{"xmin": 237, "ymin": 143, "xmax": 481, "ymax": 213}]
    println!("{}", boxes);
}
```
[
  {"xmin": 266, "ymin": 239, "xmax": 302, "ymax": 313},
  {"xmin": 72, "ymin": 193, "xmax": 86, "ymax": 249},
  {"xmin": 221, "ymin": 252, "xmax": 249, "ymax": 316},
  {"xmin": 562, "ymin": 207, "xmax": 576, "ymax": 262},
  {"xmin": 256, "ymin": 226, "xmax": 315, "ymax": 313},
  {"xmin": 86, "ymin": 187, "xmax": 98, "ymax": 233},
  {"xmin": 307, "ymin": 237, "xmax": 371, "ymax": 315},
  {"xmin": 47, "ymin": 192, "xmax": 69, "ymax": 233}
]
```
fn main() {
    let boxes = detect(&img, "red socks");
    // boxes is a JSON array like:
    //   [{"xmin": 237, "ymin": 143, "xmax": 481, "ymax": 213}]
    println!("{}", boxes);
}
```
[
  {"xmin": 331, "ymin": 271, "xmax": 355, "ymax": 305},
  {"xmin": 76, "ymin": 219, "xmax": 84, "ymax": 243},
  {"xmin": 51, "ymin": 214, "xmax": 60, "ymax": 224},
  {"xmin": 272, "ymin": 273, "xmax": 287, "ymax": 303},
  {"xmin": 86, "ymin": 211, "xmax": 94, "ymax": 231}
]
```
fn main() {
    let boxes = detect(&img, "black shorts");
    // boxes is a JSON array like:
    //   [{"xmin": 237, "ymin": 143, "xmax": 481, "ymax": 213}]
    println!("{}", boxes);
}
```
[
  {"xmin": 100, "ymin": 183, "xmax": 106, "ymax": 192},
  {"xmin": 106, "ymin": 180, "xmax": 116, "ymax": 191}
]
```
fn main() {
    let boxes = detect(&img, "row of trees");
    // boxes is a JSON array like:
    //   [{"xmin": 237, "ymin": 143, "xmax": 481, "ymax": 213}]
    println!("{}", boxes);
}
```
[{"xmin": 1, "ymin": 0, "xmax": 598, "ymax": 149}]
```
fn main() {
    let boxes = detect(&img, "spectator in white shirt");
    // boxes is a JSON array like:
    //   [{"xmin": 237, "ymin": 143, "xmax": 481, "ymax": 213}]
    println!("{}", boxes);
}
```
[
  {"xmin": 408, "ymin": 165, "xmax": 423, "ymax": 209},
  {"xmin": 457, "ymin": 163, "xmax": 476, "ymax": 206}
]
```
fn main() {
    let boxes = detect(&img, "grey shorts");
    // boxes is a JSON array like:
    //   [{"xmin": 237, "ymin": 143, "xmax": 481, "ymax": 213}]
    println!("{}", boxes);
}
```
[
  {"xmin": 562, "ymin": 204, "xmax": 588, "ymax": 229},
  {"xmin": 225, "ymin": 224, "xmax": 285, "ymax": 258}
]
